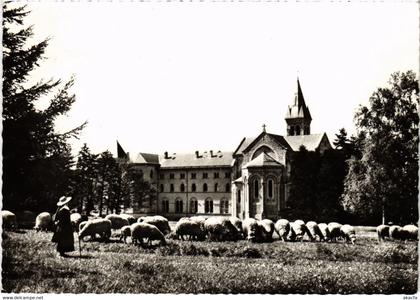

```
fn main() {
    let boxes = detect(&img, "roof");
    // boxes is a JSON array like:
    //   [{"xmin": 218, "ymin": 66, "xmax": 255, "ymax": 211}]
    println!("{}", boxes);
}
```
[
  {"xmin": 265, "ymin": 133, "xmax": 293, "ymax": 151},
  {"xmin": 159, "ymin": 151, "xmax": 233, "ymax": 169},
  {"xmin": 132, "ymin": 153, "xmax": 160, "ymax": 165},
  {"xmin": 233, "ymin": 137, "xmax": 256, "ymax": 156},
  {"xmin": 285, "ymin": 79, "xmax": 312, "ymax": 121},
  {"xmin": 235, "ymin": 132, "xmax": 292, "ymax": 155},
  {"xmin": 244, "ymin": 152, "xmax": 283, "ymax": 168},
  {"xmin": 283, "ymin": 133, "xmax": 325, "ymax": 151}
]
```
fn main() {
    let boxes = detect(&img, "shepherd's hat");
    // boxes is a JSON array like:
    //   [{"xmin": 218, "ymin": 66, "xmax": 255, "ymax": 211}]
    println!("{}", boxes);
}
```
[{"xmin": 57, "ymin": 196, "xmax": 72, "ymax": 207}]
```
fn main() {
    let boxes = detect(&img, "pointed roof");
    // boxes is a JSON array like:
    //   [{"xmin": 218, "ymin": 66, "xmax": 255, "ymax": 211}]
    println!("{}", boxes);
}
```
[
  {"xmin": 244, "ymin": 152, "xmax": 283, "ymax": 168},
  {"xmin": 285, "ymin": 79, "xmax": 312, "ymax": 121},
  {"xmin": 117, "ymin": 141, "xmax": 128, "ymax": 159}
]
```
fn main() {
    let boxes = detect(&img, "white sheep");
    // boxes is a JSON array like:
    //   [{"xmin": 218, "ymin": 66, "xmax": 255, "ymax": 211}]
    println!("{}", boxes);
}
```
[
  {"xmin": 290, "ymin": 220, "xmax": 312, "ymax": 241},
  {"xmin": 259, "ymin": 219, "xmax": 275, "ymax": 242},
  {"xmin": 318, "ymin": 223, "xmax": 330, "ymax": 242},
  {"xmin": 389, "ymin": 225, "xmax": 404, "ymax": 240},
  {"xmin": 175, "ymin": 219, "xmax": 206, "ymax": 241},
  {"xmin": 120, "ymin": 213, "xmax": 137, "ymax": 225},
  {"xmin": 340, "ymin": 224, "xmax": 356, "ymax": 244},
  {"xmin": 2, "ymin": 210, "xmax": 17, "ymax": 230},
  {"xmin": 34, "ymin": 212, "xmax": 52, "ymax": 232},
  {"xmin": 138, "ymin": 215, "xmax": 171, "ymax": 235},
  {"xmin": 229, "ymin": 216, "xmax": 244, "ymax": 239},
  {"xmin": 120, "ymin": 225, "xmax": 131, "ymax": 243},
  {"xmin": 376, "ymin": 224, "xmax": 390, "ymax": 242},
  {"xmin": 190, "ymin": 216, "xmax": 207, "ymax": 231},
  {"xmin": 242, "ymin": 218, "xmax": 263, "ymax": 243},
  {"xmin": 306, "ymin": 221, "xmax": 324, "ymax": 242},
  {"xmin": 274, "ymin": 219, "xmax": 290, "ymax": 242},
  {"xmin": 327, "ymin": 222, "xmax": 343, "ymax": 242},
  {"xmin": 79, "ymin": 219, "xmax": 112, "ymax": 241},
  {"xmin": 70, "ymin": 213, "xmax": 83, "ymax": 232},
  {"xmin": 130, "ymin": 222, "xmax": 166, "ymax": 246},
  {"xmin": 204, "ymin": 216, "xmax": 239, "ymax": 241},
  {"xmin": 402, "ymin": 224, "xmax": 418, "ymax": 241},
  {"xmin": 105, "ymin": 214, "xmax": 130, "ymax": 230}
]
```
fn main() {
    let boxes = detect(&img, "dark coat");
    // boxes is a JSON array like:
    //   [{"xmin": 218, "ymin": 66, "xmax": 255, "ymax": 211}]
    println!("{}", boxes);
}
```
[{"xmin": 51, "ymin": 205, "xmax": 75, "ymax": 253}]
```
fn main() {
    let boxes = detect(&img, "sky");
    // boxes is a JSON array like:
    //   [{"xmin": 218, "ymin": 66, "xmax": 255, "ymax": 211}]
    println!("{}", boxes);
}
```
[{"xmin": 21, "ymin": 1, "xmax": 419, "ymax": 158}]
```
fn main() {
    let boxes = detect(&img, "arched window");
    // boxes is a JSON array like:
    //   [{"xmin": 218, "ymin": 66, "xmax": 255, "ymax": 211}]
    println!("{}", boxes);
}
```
[
  {"xmin": 192, "ymin": 183, "xmax": 196, "ymax": 192},
  {"xmin": 268, "ymin": 179, "xmax": 273, "ymax": 198},
  {"xmin": 254, "ymin": 179, "xmax": 259, "ymax": 199},
  {"xmin": 203, "ymin": 183, "xmax": 208, "ymax": 192},
  {"xmin": 289, "ymin": 126, "xmax": 295, "ymax": 136},
  {"xmin": 170, "ymin": 184, "xmax": 174, "ymax": 192},
  {"xmin": 295, "ymin": 125, "xmax": 301, "ymax": 135},
  {"xmin": 150, "ymin": 170, "xmax": 154, "ymax": 179},
  {"xmin": 180, "ymin": 183, "xmax": 185, "ymax": 192},
  {"xmin": 220, "ymin": 198, "xmax": 229, "ymax": 214},
  {"xmin": 162, "ymin": 199, "xmax": 169, "ymax": 213},
  {"xmin": 205, "ymin": 198, "xmax": 213, "ymax": 213},
  {"xmin": 214, "ymin": 183, "xmax": 218, "ymax": 192},
  {"xmin": 190, "ymin": 198, "xmax": 198, "ymax": 214},
  {"xmin": 225, "ymin": 183, "xmax": 230, "ymax": 192},
  {"xmin": 175, "ymin": 198, "xmax": 183, "ymax": 213},
  {"xmin": 160, "ymin": 184, "xmax": 164, "ymax": 193}
]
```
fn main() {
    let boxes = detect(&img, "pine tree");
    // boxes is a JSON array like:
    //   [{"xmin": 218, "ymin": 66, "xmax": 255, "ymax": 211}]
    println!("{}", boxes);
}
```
[
  {"xmin": 2, "ymin": 3, "xmax": 85, "ymax": 211},
  {"xmin": 72, "ymin": 144, "xmax": 98, "ymax": 214},
  {"xmin": 96, "ymin": 151, "xmax": 120, "ymax": 216}
]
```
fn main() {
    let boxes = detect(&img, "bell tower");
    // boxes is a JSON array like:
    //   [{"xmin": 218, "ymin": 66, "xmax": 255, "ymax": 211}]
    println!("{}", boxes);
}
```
[{"xmin": 285, "ymin": 79, "xmax": 312, "ymax": 136}]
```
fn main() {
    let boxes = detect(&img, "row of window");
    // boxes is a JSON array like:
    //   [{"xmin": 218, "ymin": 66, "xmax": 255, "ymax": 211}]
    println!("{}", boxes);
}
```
[
  {"xmin": 252, "ymin": 179, "xmax": 275, "ymax": 199},
  {"xmin": 288, "ymin": 125, "xmax": 310, "ymax": 136},
  {"xmin": 160, "ymin": 183, "xmax": 231, "ymax": 193},
  {"xmin": 161, "ymin": 198, "xmax": 229, "ymax": 214},
  {"xmin": 160, "ymin": 172, "xmax": 231, "ymax": 180}
]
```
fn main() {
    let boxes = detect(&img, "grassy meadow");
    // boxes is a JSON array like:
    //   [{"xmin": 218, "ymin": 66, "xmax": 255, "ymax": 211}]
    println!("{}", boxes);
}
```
[{"xmin": 1, "ymin": 227, "xmax": 418, "ymax": 294}]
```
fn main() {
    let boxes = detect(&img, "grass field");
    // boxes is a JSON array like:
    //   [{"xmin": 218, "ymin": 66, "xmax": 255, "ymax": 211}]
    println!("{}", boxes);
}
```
[{"xmin": 1, "ymin": 227, "xmax": 418, "ymax": 294}]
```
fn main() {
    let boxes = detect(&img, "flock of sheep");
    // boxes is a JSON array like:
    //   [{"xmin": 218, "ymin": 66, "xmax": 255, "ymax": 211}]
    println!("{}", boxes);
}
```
[{"xmin": 2, "ymin": 210, "xmax": 418, "ymax": 247}]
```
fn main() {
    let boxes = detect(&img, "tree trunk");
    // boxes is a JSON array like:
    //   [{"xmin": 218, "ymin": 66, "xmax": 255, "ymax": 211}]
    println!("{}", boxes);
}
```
[{"xmin": 381, "ymin": 202, "xmax": 385, "ymax": 225}]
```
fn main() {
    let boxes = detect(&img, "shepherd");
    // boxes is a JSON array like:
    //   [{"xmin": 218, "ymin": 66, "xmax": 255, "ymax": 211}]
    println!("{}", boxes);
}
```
[{"xmin": 51, "ymin": 196, "xmax": 75, "ymax": 257}]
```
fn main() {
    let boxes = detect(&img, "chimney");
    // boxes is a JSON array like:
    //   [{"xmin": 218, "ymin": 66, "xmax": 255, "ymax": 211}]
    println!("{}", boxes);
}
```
[
  {"xmin": 164, "ymin": 151, "xmax": 169, "ymax": 159},
  {"xmin": 195, "ymin": 151, "xmax": 200, "ymax": 158}
]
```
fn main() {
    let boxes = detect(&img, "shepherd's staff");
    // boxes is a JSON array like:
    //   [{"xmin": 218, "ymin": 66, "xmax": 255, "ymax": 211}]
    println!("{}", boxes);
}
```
[{"xmin": 78, "ymin": 233, "xmax": 82, "ymax": 258}]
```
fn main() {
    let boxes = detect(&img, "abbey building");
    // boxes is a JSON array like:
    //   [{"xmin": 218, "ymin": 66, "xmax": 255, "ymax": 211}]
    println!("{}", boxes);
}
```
[{"xmin": 118, "ymin": 80, "xmax": 332, "ymax": 220}]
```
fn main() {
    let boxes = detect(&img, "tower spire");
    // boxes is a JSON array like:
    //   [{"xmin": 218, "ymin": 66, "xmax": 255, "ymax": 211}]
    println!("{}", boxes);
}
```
[{"xmin": 285, "ymin": 78, "xmax": 312, "ymax": 136}]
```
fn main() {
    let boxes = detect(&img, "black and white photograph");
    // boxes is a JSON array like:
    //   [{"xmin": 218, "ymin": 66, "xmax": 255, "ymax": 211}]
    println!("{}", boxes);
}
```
[{"xmin": 1, "ymin": 0, "xmax": 419, "ymax": 296}]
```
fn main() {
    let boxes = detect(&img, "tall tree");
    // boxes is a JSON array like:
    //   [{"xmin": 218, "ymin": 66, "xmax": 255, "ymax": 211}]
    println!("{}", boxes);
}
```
[
  {"xmin": 342, "ymin": 71, "xmax": 419, "ymax": 224},
  {"xmin": 72, "ymin": 144, "xmax": 98, "ymax": 214},
  {"xmin": 121, "ymin": 166, "xmax": 157, "ymax": 214},
  {"xmin": 95, "ymin": 151, "xmax": 120, "ymax": 216},
  {"xmin": 2, "ymin": 3, "xmax": 85, "ymax": 212},
  {"xmin": 333, "ymin": 128, "xmax": 357, "ymax": 160},
  {"xmin": 287, "ymin": 146, "xmax": 321, "ymax": 220}
]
